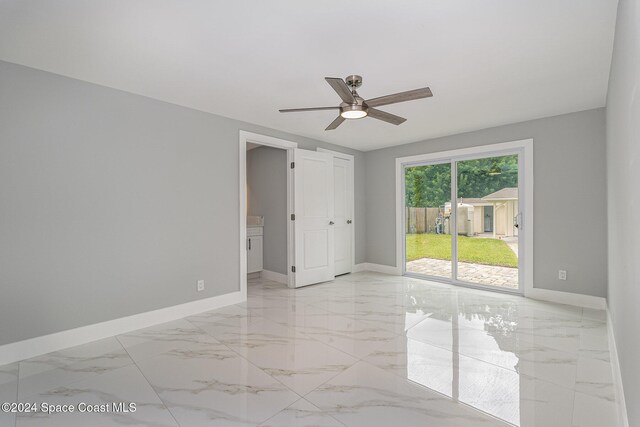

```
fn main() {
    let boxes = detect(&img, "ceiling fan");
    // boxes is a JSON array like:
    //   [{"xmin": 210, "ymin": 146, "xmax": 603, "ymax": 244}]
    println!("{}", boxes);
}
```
[{"xmin": 279, "ymin": 75, "xmax": 432, "ymax": 131}]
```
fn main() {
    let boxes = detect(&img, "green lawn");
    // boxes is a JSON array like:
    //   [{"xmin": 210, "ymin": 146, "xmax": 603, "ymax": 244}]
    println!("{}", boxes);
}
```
[{"xmin": 406, "ymin": 233, "xmax": 518, "ymax": 268}]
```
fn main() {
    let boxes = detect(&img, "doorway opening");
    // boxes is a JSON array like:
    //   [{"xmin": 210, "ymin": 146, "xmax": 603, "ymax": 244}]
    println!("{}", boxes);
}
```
[
  {"xmin": 239, "ymin": 131, "xmax": 356, "ymax": 298},
  {"xmin": 245, "ymin": 142, "xmax": 289, "ymax": 287},
  {"xmin": 239, "ymin": 131, "xmax": 296, "ymax": 298},
  {"xmin": 483, "ymin": 206, "xmax": 494, "ymax": 232}
]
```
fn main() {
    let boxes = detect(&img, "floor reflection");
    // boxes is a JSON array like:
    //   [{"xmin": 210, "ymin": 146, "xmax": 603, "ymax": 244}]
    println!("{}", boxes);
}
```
[{"xmin": 405, "ymin": 292, "xmax": 521, "ymax": 425}]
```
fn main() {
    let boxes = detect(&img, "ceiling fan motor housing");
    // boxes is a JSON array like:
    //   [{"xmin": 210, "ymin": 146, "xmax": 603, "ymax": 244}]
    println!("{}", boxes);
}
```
[
  {"xmin": 345, "ymin": 74, "xmax": 363, "ymax": 90},
  {"xmin": 340, "ymin": 93, "xmax": 368, "ymax": 119}
]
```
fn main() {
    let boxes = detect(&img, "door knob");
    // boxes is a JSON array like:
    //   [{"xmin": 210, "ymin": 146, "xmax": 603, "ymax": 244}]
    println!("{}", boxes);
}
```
[
  {"xmin": 347, "ymin": 220, "xmax": 352, "ymax": 224},
  {"xmin": 329, "ymin": 221, "xmax": 334, "ymax": 225}
]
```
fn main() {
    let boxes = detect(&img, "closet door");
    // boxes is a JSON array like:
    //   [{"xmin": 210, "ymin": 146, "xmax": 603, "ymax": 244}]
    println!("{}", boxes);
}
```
[{"xmin": 332, "ymin": 156, "xmax": 354, "ymax": 275}]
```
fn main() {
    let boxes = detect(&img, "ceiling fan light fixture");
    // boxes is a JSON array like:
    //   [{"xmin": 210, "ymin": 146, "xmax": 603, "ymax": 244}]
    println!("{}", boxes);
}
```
[
  {"xmin": 340, "ymin": 105, "xmax": 368, "ymax": 119},
  {"xmin": 279, "ymin": 75, "xmax": 433, "ymax": 130}
]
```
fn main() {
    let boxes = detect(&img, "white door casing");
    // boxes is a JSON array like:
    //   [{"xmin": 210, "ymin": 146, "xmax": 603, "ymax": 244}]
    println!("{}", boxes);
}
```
[
  {"xmin": 239, "ymin": 131, "xmax": 297, "ymax": 297},
  {"xmin": 293, "ymin": 149, "xmax": 335, "ymax": 287}
]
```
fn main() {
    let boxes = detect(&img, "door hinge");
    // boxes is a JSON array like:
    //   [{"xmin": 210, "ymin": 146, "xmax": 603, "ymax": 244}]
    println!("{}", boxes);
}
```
[
  {"xmin": 290, "ymin": 162, "xmax": 295, "ymax": 169},
  {"xmin": 291, "ymin": 214, "xmax": 295, "ymax": 221},
  {"xmin": 291, "ymin": 266, "xmax": 296, "ymax": 273}
]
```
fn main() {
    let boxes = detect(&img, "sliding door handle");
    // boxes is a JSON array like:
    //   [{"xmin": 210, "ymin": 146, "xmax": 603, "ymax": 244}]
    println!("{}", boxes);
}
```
[{"xmin": 514, "ymin": 213, "xmax": 523, "ymax": 229}]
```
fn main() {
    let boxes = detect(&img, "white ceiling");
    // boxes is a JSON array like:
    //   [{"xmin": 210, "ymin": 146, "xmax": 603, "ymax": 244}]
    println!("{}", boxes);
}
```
[{"xmin": 0, "ymin": 0, "xmax": 618, "ymax": 151}]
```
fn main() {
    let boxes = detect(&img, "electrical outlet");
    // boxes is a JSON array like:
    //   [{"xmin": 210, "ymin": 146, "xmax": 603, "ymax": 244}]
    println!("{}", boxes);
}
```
[
  {"xmin": 197, "ymin": 280, "xmax": 205, "ymax": 292},
  {"xmin": 558, "ymin": 270, "xmax": 567, "ymax": 281}
]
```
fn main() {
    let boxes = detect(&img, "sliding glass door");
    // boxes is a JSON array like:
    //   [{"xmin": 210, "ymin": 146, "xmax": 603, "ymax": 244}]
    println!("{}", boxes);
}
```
[
  {"xmin": 455, "ymin": 154, "xmax": 519, "ymax": 290},
  {"xmin": 404, "ymin": 162, "xmax": 452, "ymax": 279},
  {"xmin": 403, "ymin": 150, "xmax": 523, "ymax": 293}
]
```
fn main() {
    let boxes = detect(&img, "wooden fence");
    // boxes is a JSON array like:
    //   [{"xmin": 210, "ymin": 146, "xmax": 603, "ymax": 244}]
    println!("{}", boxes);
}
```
[{"xmin": 406, "ymin": 207, "xmax": 441, "ymax": 234}]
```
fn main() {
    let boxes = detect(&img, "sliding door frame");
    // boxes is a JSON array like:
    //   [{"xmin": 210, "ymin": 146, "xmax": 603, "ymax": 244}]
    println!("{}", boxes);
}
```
[{"xmin": 395, "ymin": 139, "xmax": 533, "ymax": 295}]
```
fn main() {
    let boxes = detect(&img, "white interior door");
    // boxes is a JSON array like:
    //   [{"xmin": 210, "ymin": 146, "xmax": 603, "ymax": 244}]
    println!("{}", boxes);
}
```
[
  {"xmin": 293, "ymin": 149, "xmax": 335, "ymax": 287},
  {"xmin": 332, "ymin": 157, "xmax": 353, "ymax": 275}
]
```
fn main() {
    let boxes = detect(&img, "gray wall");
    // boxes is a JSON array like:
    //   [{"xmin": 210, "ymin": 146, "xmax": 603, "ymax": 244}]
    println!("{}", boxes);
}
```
[
  {"xmin": 606, "ymin": 0, "xmax": 639, "ymax": 422},
  {"xmin": 0, "ymin": 60, "xmax": 365, "ymax": 346},
  {"xmin": 247, "ymin": 146, "xmax": 288, "ymax": 275},
  {"xmin": 0, "ymin": 57, "xmax": 613, "ymax": 352},
  {"xmin": 364, "ymin": 108, "xmax": 607, "ymax": 297}
]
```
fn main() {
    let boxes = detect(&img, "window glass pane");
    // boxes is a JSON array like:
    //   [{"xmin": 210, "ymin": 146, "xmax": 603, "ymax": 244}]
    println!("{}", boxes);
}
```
[
  {"xmin": 404, "ymin": 163, "xmax": 452, "ymax": 279},
  {"xmin": 455, "ymin": 155, "xmax": 519, "ymax": 289}
]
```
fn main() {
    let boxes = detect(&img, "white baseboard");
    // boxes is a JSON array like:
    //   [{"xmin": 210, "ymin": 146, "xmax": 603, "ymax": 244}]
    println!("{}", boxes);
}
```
[
  {"xmin": 607, "ymin": 308, "xmax": 629, "ymax": 427},
  {"xmin": 525, "ymin": 287, "xmax": 606, "ymax": 310},
  {"xmin": 352, "ymin": 263, "xmax": 367, "ymax": 273},
  {"xmin": 0, "ymin": 291, "xmax": 244, "ymax": 366},
  {"xmin": 261, "ymin": 269, "xmax": 288, "ymax": 284},
  {"xmin": 353, "ymin": 263, "xmax": 401, "ymax": 276},
  {"xmin": 354, "ymin": 263, "xmax": 605, "ymax": 310}
]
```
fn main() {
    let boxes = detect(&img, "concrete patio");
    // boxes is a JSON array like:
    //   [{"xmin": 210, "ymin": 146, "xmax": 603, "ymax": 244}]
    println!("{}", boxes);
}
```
[{"xmin": 406, "ymin": 257, "xmax": 519, "ymax": 289}]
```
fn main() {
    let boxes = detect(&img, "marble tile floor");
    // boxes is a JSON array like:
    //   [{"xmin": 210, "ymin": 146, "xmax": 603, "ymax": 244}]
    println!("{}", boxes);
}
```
[{"xmin": 0, "ymin": 272, "xmax": 620, "ymax": 426}]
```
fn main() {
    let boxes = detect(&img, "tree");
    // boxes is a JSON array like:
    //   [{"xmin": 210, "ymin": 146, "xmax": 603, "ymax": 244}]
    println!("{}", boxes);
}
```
[
  {"xmin": 405, "ymin": 155, "xmax": 518, "ymax": 207},
  {"xmin": 405, "ymin": 163, "xmax": 451, "ymax": 207}
]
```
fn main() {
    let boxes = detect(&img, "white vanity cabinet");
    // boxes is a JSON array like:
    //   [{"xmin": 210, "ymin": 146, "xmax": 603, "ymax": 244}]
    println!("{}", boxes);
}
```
[{"xmin": 247, "ymin": 226, "xmax": 263, "ymax": 273}]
